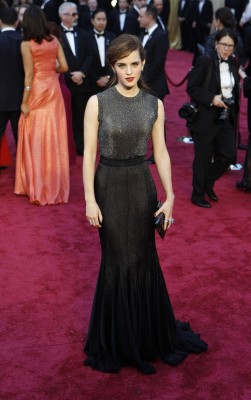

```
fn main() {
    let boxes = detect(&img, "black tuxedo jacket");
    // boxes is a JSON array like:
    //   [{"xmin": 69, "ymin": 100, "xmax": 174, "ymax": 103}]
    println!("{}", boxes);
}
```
[
  {"xmin": 188, "ymin": 0, "xmax": 213, "ymax": 27},
  {"xmin": 225, "ymin": 0, "xmax": 248, "ymax": 23},
  {"xmin": 178, "ymin": 0, "xmax": 191, "ymax": 18},
  {"xmin": 156, "ymin": 15, "xmax": 167, "ymax": 31},
  {"xmin": 59, "ymin": 26, "xmax": 93, "ymax": 94},
  {"xmin": 86, "ymin": 30, "xmax": 115, "ymax": 94},
  {"xmin": 77, "ymin": 5, "xmax": 93, "ymax": 31},
  {"xmin": 141, "ymin": 27, "xmax": 169, "ymax": 99},
  {"xmin": 0, "ymin": 30, "xmax": 24, "ymax": 111},
  {"xmin": 108, "ymin": 9, "xmax": 139, "ymax": 36},
  {"xmin": 186, "ymin": 55, "xmax": 240, "ymax": 133},
  {"xmin": 128, "ymin": 7, "xmax": 141, "ymax": 36}
]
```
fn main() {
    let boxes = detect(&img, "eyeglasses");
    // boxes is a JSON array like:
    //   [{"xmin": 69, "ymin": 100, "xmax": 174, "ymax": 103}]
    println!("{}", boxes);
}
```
[
  {"xmin": 63, "ymin": 12, "xmax": 79, "ymax": 17},
  {"xmin": 218, "ymin": 42, "xmax": 234, "ymax": 49}
]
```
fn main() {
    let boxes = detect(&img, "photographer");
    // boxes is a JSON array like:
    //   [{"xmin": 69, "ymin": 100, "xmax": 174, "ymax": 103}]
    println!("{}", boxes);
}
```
[{"xmin": 186, "ymin": 28, "xmax": 240, "ymax": 208}]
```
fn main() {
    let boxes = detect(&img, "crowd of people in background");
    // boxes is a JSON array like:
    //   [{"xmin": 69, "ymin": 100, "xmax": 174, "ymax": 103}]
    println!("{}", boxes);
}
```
[{"xmin": 1, "ymin": 0, "xmax": 251, "ymax": 204}]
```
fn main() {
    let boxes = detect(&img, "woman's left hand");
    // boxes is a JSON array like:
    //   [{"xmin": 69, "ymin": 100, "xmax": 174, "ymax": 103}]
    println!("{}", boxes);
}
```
[
  {"xmin": 155, "ymin": 196, "xmax": 175, "ymax": 231},
  {"xmin": 21, "ymin": 104, "xmax": 30, "ymax": 118}
]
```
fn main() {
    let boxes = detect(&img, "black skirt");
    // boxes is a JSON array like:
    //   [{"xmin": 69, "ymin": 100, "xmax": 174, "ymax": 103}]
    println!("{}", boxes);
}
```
[{"xmin": 84, "ymin": 157, "xmax": 208, "ymax": 374}]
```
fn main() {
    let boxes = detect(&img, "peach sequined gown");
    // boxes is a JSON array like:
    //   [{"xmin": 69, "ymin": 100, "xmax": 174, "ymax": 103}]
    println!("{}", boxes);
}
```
[{"xmin": 15, "ymin": 38, "xmax": 70, "ymax": 205}]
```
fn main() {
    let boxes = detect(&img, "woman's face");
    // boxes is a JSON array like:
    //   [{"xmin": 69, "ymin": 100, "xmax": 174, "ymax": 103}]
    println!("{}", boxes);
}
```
[
  {"xmin": 215, "ymin": 35, "xmax": 235, "ymax": 60},
  {"xmin": 113, "ymin": 50, "xmax": 144, "ymax": 90}
]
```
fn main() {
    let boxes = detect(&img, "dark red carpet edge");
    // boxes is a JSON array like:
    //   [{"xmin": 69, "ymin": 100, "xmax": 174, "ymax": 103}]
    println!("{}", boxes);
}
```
[{"xmin": 0, "ymin": 50, "xmax": 251, "ymax": 400}]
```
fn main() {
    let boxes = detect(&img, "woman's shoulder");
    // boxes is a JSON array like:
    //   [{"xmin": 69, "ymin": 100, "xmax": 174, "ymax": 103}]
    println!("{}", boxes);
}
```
[
  {"xmin": 141, "ymin": 90, "xmax": 157, "ymax": 100},
  {"xmin": 141, "ymin": 90, "xmax": 159, "ymax": 107},
  {"xmin": 98, "ymin": 86, "xmax": 114, "ymax": 97}
]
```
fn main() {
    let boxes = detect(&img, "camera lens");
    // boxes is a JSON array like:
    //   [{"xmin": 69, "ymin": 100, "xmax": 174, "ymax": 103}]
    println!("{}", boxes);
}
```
[{"xmin": 218, "ymin": 108, "xmax": 229, "ymax": 122}]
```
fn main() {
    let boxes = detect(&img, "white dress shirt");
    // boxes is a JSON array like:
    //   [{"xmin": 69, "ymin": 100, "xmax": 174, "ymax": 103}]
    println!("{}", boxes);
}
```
[
  {"xmin": 119, "ymin": 11, "xmax": 126, "ymax": 31},
  {"xmin": 240, "ymin": 0, "xmax": 251, "ymax": 26},
  {"xmin": 198, "ymin": 0, "xmax": 205, "ymax": 14},
  {"xmin": 220, "ymin": 62, "xmax": 235, "ymax": 99},
  {"xmin": 61, "ymin": 23, "xmax": 76, "ymax": 56},
  {"xmin": 1, "ymin": 27, "xmax": 16, "ymax": 32},
  {"xmin": 180, "ymin": 0, "xmax": 186, "ymax": 11},
  {"xmin": 94, "ymin": 30, "xmax": 105, "ymax": 67},
  {"xmin": 142, "ymin": 24, "xmax": 158, "ymax": 47}
]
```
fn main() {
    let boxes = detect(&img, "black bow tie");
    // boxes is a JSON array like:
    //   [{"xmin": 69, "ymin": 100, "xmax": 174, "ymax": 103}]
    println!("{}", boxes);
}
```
[
  {"xmin": 64, "ymin": 29, "xmax": 74, "ymax": 34},
  {"xmin": 95, "ymin": 32, "xmax": 104, "ymax": 38},
  {"xmin": 220, "ymin": 58, "xmax": 229, "ymax": 64},
  {"xmin": 144, "ymin": 30, "xmax": 149, "ymax": 35}
]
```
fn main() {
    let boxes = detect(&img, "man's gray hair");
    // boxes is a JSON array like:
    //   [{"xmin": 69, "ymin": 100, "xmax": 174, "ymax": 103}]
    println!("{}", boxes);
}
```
[{"xmin": 58, "ymin": 2, "xmax": 77, "ymax": 17}]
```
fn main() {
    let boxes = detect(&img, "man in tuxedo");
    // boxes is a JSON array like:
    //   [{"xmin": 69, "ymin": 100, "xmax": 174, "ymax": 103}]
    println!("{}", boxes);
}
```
[
  {"xmin": 108, "ymin": 0, "xmax": 139, "ymax": 36},
  {"xmin": 138, "ymin": 4, "xmax": 169, "ymax": 163},
  {"xmin": 153, "ymin": 0, "xmax": 168, "ymax": 31},
  {"xmin": 0, "ymin": 8, "xmax": 24, "ymax": 144},
  {"xmin": 87, "ymin": 8, "xmax": 115, "ymax": 95},
  {"xmin": 59, "ymin": 2, "xmax": 93, "ymax": 154},
  {"xmin": 178, "ymin": 0, "xmax": 191, "ymax": 51},
  {"xmin": 78, "ymin": 0, "xmax": 98, "ymax": 31},
  {"xmin": 138, "ymin": 4, "xmax": 169, "ymax": 101},
  {"xmin": 225, "ymin": 0, "xmax": 249, "ymax": 26},
  {"xmin": 188, "ymin": 0, "xmax": 213, "ymax": 52},
  {"xmin": 129, "ymin": 0, "xmax": 147, "ymax": 36}
]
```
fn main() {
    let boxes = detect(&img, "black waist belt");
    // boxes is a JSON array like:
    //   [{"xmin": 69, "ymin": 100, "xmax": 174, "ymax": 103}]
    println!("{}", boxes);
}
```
[{"xmin": 99, "ymin": 156, "xmax": 146, "ymax": 167}]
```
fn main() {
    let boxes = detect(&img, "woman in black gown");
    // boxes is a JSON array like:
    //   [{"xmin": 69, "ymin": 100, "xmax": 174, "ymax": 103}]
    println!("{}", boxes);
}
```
[{"xmin": 83, "ymin": 34, "xmax": 208, "ymax": 374}]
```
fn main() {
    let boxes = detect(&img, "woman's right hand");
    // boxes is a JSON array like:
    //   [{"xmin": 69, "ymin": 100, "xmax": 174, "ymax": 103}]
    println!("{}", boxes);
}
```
[
  {"xmin": 86, "ymin": 201, "xmax": 103, "ymax": 228},
  {"xmin": 212, "ymin": 95, "xmax": 227, "ymax": 108},
  {"xmin": 21, "ymin": 103, "xmax": 30, "ymax": 117}
]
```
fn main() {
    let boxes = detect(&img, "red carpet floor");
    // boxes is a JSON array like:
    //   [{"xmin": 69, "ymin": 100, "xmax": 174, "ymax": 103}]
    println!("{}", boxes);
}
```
[{"xmin": 1, "ymin": 50, "xmax": 251, "ymax": 400}]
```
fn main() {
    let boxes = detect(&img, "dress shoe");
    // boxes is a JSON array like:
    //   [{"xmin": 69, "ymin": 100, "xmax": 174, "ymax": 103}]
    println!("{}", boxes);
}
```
[
  {"xmin": 206, "ymin": 189, "xmax": 218, "ymax": 202},
  {"xmin": 236, "ymin": 180, "xmax": 251, "ymax": 192},
  {"xmin": 192, "ymin": 199, "xmax": 211, "ymax": 208}
]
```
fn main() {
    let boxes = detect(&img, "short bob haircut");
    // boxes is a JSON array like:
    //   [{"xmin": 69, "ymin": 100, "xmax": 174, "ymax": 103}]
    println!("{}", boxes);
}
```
[
  {"xmin": 215, "ymin": 28, "xmax": 238, "ymax": 46},
  {"xmin": 106, "ymin": 34, "xmax": 148, "ymax": 90},
  {"xmin": 22, "ymin": 5, "xmax": 52, "ymax": 44}
]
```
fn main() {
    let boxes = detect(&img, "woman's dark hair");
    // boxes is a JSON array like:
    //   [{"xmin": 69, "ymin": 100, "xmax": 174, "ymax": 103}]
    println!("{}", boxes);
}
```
[
  {"xmin": 106, "ymin": 34, "xmax": 148, "ymax": 90},
  {"xmin": 47, "ymin": 20, "xmax": 62, "ymax": 41},
  {"xmin": 91, "ymin": 7, "xmax": 107, "ymax": 19},
  {"xmin": 215, "ymin": 7, "xmax": 236, "ymax": 29},
  {"xmin": 215, "ymin": 28, "xmax": 238, "ymax": 46},
  {"xmin": 22, "ymin": 5, "xmax": 53, "ymax": 44}
]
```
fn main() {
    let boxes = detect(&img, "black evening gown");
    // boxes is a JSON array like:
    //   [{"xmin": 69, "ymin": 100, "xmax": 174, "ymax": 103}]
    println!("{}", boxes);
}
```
[{"xmin": 84, "ymin": 87, "xmax": 208, "ymax": 374}]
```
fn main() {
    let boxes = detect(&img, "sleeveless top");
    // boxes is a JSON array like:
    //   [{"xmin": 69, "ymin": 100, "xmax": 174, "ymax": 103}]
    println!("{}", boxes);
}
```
[{"xmin": 97, "ymin": 86, "xmax": 158, "ymax": 160}]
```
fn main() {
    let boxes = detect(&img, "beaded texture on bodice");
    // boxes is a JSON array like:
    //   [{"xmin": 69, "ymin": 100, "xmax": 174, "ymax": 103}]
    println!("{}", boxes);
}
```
[{"xmin": 97, "ymin": 87, "xmax": 158, "ymax": 159}]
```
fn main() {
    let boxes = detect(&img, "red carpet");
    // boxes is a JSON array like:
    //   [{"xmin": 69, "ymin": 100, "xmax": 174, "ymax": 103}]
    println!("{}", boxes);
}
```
[{"xmin": 1, "ymin": 50, "xmax": 251, "ymax": 400}]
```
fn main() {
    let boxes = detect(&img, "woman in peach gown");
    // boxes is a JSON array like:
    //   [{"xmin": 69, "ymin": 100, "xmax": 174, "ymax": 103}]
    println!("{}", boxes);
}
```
[{"xmin": 15, "ymin": 5, "xmax": 70, "ymax": 205}]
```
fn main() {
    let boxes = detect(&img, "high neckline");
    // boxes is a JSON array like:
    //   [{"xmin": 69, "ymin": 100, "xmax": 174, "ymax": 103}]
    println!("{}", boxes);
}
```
[{"xmin": 114, "ymin": 86, "xmax": 141, "ymax": 99}]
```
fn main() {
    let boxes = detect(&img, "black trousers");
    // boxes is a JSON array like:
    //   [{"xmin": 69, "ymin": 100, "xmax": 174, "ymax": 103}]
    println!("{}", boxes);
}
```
[
  {"xmin": 180, "ymin": 20, "xmax": 191, "ymax": 50},
  {"xmin": 71, "ymin": 92, "xmax": 90, "ymax": 154},
  {"xmin": 0, "ymin": 111, "xmax": 20, "ymax": 143},
  {"xmin": 191, "ymin": 120, "xmax": 236, "ymax": 201}
]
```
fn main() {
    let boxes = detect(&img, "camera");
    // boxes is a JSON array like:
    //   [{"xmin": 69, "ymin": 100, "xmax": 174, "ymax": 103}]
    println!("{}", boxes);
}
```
[
  {"xmin": 218, "ymin": 97, "xmax": 235, "ymax": 122},
  {"xmin": 178, "ymin": 102, "xmax": 200, "ymax": 122}
]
